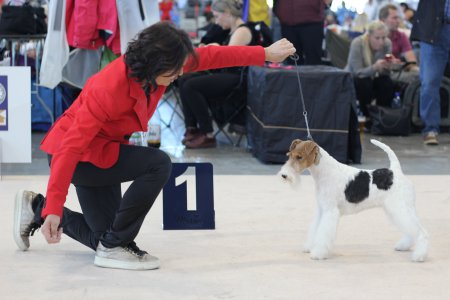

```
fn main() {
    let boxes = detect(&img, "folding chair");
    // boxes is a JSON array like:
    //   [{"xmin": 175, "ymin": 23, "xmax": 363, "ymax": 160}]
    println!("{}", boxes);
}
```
[
  {"xmin": 210, "ymin": 67, "xmax": 248, "ymax": 147},
  {"xmin": 157, "ymin": 84, "xmax": 184, "ymax": 128}
]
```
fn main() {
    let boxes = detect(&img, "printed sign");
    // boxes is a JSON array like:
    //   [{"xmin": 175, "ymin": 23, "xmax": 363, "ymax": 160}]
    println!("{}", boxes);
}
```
[
  {"xmin": 0, "ymin": 67, "xmax": 31, "ymax": 163},
  {"xmin": 0, "ymin": 76, "xmax": 7, "ymax": 131},
  {"xmin": 163, "ymin": 163, "xmax": 215, "ymax": 230}
]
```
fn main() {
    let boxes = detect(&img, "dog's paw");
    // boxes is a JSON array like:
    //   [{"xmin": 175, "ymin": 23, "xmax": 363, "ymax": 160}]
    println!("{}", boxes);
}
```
[
  {"xmin": 411, "ymin": 251, "xmax": 427, "ymax": 262},
  {"xmin": 310, "ymin": 248, "xmax": 329, "ymax": 260},
  {"xmin": 395, "ymin": 236, "xmax": 413, "ymax": 251},
  {"xmin": 303, "ymin": 242, "xmax": 313, "ymax": 253}
]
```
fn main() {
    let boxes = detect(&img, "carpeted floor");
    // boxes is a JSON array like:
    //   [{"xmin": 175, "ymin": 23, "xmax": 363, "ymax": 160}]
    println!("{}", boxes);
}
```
[{"xmin": 1, "ymin": 175, "xmax": 449, "ymax": 300}]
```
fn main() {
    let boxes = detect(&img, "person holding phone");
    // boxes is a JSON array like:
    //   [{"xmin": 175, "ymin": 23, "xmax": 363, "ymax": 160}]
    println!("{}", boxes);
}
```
[{"xmin": 345, "ymin": 20, "xmax": 397, "ymax": 119}]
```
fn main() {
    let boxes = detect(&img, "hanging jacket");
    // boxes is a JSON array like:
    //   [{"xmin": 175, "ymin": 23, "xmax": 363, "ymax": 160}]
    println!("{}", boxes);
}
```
[
  {"xmin": 40, "ymin": 0, "xmax": 70, "ymax": 89},
  {"xmin": 65, "ymin": 0, "xmax": 120, "ymax": 54},
  {"xmin": 116, "ymin": 0, "xmax": 160, "ymax": 54}
]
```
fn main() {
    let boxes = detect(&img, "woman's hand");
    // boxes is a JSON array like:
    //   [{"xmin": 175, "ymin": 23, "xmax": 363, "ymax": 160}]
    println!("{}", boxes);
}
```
[
  {"xmin": 41, "ymin": 214, "xmax": 63, "ymax": 244},
  {"xmin": 373, "ymin": 59, "xmax": 390, "ymax": 72},
  {"xmin": 264, "ymin": 38, "xmax": 296, "ymax": 63}
]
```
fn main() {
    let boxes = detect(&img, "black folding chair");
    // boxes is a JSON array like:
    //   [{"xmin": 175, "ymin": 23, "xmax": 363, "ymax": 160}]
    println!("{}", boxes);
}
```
[
  {"xmin": 210, "ymin": 67, "xmax": 248, "ymax": 147},
  {"xmin": 157, "ymin": 84, "xmax": 184, "ymax": 128}
]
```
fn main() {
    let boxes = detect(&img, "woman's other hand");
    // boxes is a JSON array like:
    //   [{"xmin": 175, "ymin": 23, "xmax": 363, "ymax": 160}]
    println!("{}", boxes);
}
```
[
  {"xmin": 42, "ymin": 214, "xmax": 63, "ymax": 244},
  {"xmin": 373, "ymin": 58, "xmax": 390, "ymax": 71},
  {"xmin": 264, "ymin": 38, "xmax": 296, "ymax": 63}
]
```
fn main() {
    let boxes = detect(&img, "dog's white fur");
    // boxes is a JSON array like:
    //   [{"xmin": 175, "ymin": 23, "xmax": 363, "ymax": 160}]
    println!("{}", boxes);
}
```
[{"xmin": 278, "ymin": 139, "xmax": 428, "ymax": 262}]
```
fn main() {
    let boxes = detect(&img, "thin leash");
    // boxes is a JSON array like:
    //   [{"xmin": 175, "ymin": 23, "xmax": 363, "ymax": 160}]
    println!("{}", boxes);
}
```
[{"xmin": 290, "ymin": 53, "xmax": 313, "ymax": 141}]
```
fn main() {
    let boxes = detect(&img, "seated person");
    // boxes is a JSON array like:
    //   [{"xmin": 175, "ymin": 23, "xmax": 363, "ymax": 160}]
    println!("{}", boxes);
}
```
[
  {"xmin": 180, "ymin": 0, "xmax": 267, "ymax": 149},
  {"xmin": 399, "ymin": 2, "xmax": 415, "ymax": 27},
  {"xmin": 345, "ymin": 20, "xmax": 398, "ymax": 118},
  {"xmin": 379, "ymin": 4, "xmax": 419, "ymax": 84},
  {"xmin": 198, "ymin": 11, "xmax": 230, "ymax": 45}
]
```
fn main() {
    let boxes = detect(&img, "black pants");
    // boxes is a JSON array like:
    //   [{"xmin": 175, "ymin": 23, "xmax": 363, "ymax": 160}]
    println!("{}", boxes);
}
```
[
  {"xmin": 280, "ymin": 22, "xmax": 324, "ymax": 65},
  {"xmin": 47, "ymin": 144, "xmax": 172, "ymax": 251},
  {"xmin": 179, "ymin": 71, "xmax": 241, "ymax": 134},
  {"xmin": 353, "ymin": 75, "xmax": 395, "ymax": 117}
]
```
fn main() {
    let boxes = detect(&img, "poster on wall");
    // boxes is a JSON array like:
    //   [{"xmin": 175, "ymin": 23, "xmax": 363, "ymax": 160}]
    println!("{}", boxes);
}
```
[
  {"xmin": 0, "ymin": 67, "xmax": 31, "ymax": 163},
  {"xmin": 0, "ymin": 76, "xmax": 7, "ymax": 131}
]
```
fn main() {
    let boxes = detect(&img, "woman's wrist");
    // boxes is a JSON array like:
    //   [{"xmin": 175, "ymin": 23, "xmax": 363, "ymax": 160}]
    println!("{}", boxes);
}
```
[{"xmin": 264, "ymin": 47, "xmax": 270, "ymax": 61}]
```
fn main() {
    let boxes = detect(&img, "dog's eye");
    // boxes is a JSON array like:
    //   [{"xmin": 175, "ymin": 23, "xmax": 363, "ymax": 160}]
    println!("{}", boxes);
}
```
[{"xmin": 296, "ymin": 155, "xmax": 303, "ymax": 160}]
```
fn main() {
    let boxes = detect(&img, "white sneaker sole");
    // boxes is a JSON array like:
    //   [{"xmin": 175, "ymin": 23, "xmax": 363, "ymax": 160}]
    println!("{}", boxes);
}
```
[
  {"xmin": 94, "ymin": 256, "xmax": 160, "ymax": 270},
  {"xmin": 13, "ymin": 189, "xmax": 29, "ymax": 251}
]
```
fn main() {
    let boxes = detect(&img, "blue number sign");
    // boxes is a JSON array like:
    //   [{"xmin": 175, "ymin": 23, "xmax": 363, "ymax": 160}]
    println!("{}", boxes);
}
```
[{"xmin": 163, "ymin": 163, "xmax": 215, "ymax": 229}]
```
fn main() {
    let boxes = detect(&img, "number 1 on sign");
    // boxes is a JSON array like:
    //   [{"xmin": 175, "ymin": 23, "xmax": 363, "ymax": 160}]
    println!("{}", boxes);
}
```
[{"xmin": 175, "ymin": 166, "xmax": 197, "ymax": 211}]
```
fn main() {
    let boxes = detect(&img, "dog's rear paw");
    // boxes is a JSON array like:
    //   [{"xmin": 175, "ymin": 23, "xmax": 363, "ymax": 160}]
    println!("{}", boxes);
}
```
[
  {"xmin": 411, "ymin": 251, "xmax": 427, "ymax": 262},
  {"xmin": 310, "ymin": 248, "xmax": 329, "ymax": 260},
  {"xmin": 395, "ymin": 236, "xmax": 413, "ymax": 251}
]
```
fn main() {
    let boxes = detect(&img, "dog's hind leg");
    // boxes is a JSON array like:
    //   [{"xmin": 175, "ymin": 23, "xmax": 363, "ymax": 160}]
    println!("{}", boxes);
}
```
[
  {"xmin": 303, "ymin": 207, "xmax": 322, "ymax": 253},
  {"xmin": 412, "ymin": 227, "xmax": 429, "ymax": 262},
  {"xmin": 310, "ymin": 208, "xmax": 339, "ymax": 260},
  {"xmin": 384, "ymin": 199, "xmax": 429, "ymax": 262},
  {"xmin": 395, "ymin": 235, "xmax": 414, "ymax": 251}
]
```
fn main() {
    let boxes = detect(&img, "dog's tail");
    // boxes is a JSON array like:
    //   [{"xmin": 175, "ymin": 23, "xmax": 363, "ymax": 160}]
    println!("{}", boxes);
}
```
[{"xmin": 370, "ymin": 139, "xmax": 402, "ymax": 171}]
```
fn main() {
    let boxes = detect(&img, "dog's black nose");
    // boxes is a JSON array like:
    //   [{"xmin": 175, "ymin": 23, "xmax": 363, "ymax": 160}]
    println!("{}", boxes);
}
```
[{"xmin": 281, "ymin": 174, "xmax": 287, "ymax": 179}]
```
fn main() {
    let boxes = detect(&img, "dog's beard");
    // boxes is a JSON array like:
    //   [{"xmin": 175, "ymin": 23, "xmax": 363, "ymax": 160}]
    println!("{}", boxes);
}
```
[{"xmin": 278, "ymin": 165, "xmax": 302, "ymax": 188}]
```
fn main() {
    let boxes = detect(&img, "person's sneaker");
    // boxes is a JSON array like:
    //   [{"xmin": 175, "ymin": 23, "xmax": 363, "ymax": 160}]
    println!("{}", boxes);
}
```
[
  {"xmin": 13, "ymin": 190, "xmax": 41, "ymax": 251},
  {"xmin": 94, "ymin": 242, "xmax": 160, "ymax": 270},
  {"xmin": 423, "ymin": 132, "xmax": 439, "ymax": 145}
]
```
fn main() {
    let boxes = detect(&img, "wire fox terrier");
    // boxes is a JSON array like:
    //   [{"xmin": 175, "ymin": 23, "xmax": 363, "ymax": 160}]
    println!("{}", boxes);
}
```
[{"xmin": 278, "ymin": 139, "xmax": 428, "ymax": 262}]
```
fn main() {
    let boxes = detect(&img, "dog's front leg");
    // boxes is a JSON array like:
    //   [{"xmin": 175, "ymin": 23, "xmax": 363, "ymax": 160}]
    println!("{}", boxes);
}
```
[
  {"xmin": 310, "ymin": 208, "xmax": 340, "ymax": 260},
  {"xmin": 303, "ymin": 207, "xmax": 322, "ymax": 253}
]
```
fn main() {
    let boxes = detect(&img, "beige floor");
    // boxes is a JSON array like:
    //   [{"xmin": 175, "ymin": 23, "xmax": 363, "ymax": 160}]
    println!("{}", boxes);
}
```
[{"xmin": 1, "ymin": 175, "xmax": 449, "ymax": 300}]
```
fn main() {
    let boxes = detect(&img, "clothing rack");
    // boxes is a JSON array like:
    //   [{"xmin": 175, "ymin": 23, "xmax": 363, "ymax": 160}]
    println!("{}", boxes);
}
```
[{"xmin": 2, "ymin": 34, "xmax": 55, "ymax": 124}]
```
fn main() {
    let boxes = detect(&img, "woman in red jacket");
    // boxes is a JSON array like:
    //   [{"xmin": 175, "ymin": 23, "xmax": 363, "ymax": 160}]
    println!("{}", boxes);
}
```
[{"xmin": 13, "ymin": 22, "xmax": 295, "ymax": 270}]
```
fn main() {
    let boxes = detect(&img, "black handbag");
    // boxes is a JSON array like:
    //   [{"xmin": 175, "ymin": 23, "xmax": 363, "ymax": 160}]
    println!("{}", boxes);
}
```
[
  {"xmin": 368, "ymin": 105, "xmax": 411, "ymax": 136},
  {"xmin": 0, "ymin": 2, "xmax": 47, "ymax": 35}
]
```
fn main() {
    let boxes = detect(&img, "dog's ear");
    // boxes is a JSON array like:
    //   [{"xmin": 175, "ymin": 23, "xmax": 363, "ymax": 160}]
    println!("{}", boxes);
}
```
[
  {"xmin": 289, "ymin": 139, "xmax": 302, "ymax": 152},
  {"xmin": 313, "ymin": 146, "xmax": 321, "ymax": 165},
  {"xmin": 303, "ymin": 141, "xmax": 320, "ymax": 166}
]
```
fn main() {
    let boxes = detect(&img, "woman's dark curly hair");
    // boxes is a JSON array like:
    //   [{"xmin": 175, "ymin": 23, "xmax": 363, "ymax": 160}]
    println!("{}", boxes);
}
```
[{"xmin": 124, "ymin": 22, "xmax": 198, "ymax": 90}]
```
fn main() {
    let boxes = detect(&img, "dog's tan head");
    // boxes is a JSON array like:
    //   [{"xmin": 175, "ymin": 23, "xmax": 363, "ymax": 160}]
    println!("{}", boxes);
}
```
[
  {"xmin": 287, "ymin": 139, "xmax": 321, "ymax": 172},
  {"xmin": 278, "ymin": 139, "xmax": 321, "ymax": 184}
]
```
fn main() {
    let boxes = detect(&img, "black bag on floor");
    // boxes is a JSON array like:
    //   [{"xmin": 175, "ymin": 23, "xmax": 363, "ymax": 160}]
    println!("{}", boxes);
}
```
[
  {"xmin": 368, "ymin": 105, "xmax": 411, "ymax": 136},
  {"xmin": 404, "ymin": 77, "xmax": 450, "ymax": 128},
  {"xmin": 0, "ymin": 2, "xmax": 47, "ymax": 35}
]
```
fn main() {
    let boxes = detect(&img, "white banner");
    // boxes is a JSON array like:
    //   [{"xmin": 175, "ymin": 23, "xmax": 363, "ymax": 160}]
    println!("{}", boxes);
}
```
[{"xmin": 0, "ymin": 67, "xmax": 31, "ymax": 163}]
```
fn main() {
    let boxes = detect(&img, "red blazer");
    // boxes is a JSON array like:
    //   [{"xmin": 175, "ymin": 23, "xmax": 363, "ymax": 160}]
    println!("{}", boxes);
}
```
[{"xmin": 40, "ymin": 45, "xmax": 266, "ymax": 218}]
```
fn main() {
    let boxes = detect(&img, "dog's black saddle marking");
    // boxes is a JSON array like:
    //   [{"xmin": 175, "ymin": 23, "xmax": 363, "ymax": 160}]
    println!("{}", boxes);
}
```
[
  {"xmin": 345, "ymin": 171, "xmax": 370, "ymax": 203},
  {"xmin": 372, "ymin": 168, "xmax": 393, "ymax": 190}
]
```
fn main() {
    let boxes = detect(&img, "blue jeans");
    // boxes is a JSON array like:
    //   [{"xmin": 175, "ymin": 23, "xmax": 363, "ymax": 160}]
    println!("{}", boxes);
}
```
[{"xmin": 419, "ymin": 24, "xmax": 450, "ymax": 134}]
